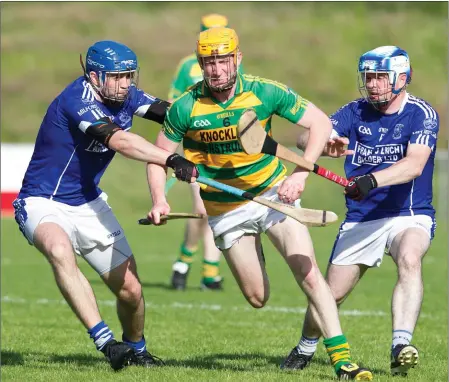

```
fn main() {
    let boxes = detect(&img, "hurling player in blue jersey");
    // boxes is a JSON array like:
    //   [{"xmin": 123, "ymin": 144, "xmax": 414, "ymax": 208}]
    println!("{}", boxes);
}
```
[
  {"xmin": 284, "ymin": 46, "xmax": 439, "ymax": 377},
  {"xmin": 13, "ymin": 40, "xmax": 198, "ymax": 371}
]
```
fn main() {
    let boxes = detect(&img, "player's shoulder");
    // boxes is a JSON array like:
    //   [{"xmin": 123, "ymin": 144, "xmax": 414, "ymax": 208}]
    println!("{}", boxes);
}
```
[
  {"xmin": 241, "ymin": 74, "xmax": 290, "ymax": 93},
  {"xmin": 337, "ymin": 98, "xmax": 366, "ymax": 112},
  {"xmin": 59, "ymin": 77, "xmax": 94, "ymax": 104},
  {"xmin": 405, "ymin": 93, "xmax": 438, "ymax": 119},
  {"xmin": 240, "ymin": 74, "xmax": 294, "ymax": 104},
  {"xmin": 54, "ymin": 77, "xmax": 98, "ymax": 118},
  {"xmin": 130, "ymin": 86, "xmax": 156, "ymax": 102}
]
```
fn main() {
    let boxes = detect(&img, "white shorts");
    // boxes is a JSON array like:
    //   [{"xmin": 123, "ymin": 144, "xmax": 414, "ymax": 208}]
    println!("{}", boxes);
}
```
[
  {"xmin": 13, "ymin": 193, "xmax": 132, "ymax": 275},
  {"xmin": 329, "ymin": 215, "xmax": 435, "ymax": 267},
  {"xmin": 208, "ymin": 183, "xmax": 301, "ymax": 250}
]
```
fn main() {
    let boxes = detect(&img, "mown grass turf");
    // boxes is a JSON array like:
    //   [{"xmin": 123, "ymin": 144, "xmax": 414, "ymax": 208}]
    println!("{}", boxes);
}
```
[{"xmin": 2, "ymin": 156, "xmax": 447, "ymax": 381}]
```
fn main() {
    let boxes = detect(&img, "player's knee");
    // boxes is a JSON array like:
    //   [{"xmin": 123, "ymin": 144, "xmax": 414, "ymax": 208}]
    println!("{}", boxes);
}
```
[
  {"xmin": 397, "ymin": 253, "xmax": 422, "ymax": 275},
  {"xmin": 332, "ymin": 290, "xmax": 348, "ymax": 306},
  {"xmin": 300, "ymin": 264, "xmax": 321, "ymax": 291},
  {"xmin": 118, "ymin": 280, "xmax": 142, "ymax": 308},
  {"xmin": 245, "ymin": 289, "xmax": 269, "ymax": 309},
  {"xmin": 246, "ymin": 295, "xmax": 267, "ymax": 309},
  {"xmin": 46, "ymin": 241, "xmax": 74, "ymax": 268}
]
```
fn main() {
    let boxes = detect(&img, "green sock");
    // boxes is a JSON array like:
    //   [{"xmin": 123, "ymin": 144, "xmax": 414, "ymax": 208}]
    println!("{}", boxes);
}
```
[
  {"xmin": 202, "ymin": 260, "xmax": 220, "ymax": 283},
  {"xmin": 177, "ymin": 244, "xmax": 197, "ymax": 265},
  {"xmin": 323, "ymin": 334, "xmax": 352, "ymax": 373}
]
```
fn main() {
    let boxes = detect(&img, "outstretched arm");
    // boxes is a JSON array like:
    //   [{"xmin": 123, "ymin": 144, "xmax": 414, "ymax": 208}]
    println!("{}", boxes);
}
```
[
  {"xmin": 84, "ymin": 118, "xmax": 196, "ymax": 182},
  {"xmin": 85, "ymin": 118, "xmax": 171, "ymax": 165}
]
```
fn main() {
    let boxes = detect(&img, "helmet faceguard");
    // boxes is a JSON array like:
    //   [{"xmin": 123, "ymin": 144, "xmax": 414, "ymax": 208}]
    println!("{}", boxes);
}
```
[
  {"xmin": 81, "ymin": 40, "xmax": 139, "ymax": 104},
  {"xmin": 196, "ymin": 27, "xmax": 239, "ymax": 92},
  {"xmin": 357, "ymin": 46, "xmax": 412, "ymax": 109}
]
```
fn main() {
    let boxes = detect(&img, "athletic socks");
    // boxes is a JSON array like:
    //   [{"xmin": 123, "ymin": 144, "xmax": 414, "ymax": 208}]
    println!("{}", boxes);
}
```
[
  {"xmin": 202, "ymin": 259, "xmax": 220, "ymax": 284},
  {"xmin": 88, "ymin": 321, "xmax": 114, "ymax": 352},
  {"xmin": 176, "ymin": 245, "xmax": 221, "ymax": 284},
  {"xmin": 392, "ymin": 329, "xmax": 413, "ymax": 348},
  {"xmin": 123, "ymin": 334, "xmax": 147, "ymax": 354},
  {"xmin": 87, "ymin": 321, "xmax": 149, "ymax": 356},
  {"xmin": 324, "ymin": 334, "xmax": 352, "ymax": 373},
  {"xmin": 296, "ymin": 334, "xmax": 319, "ymax": 356},
  {"xmin": 178, "ymin": 244, "xmax": 197, "ymax": 265}
]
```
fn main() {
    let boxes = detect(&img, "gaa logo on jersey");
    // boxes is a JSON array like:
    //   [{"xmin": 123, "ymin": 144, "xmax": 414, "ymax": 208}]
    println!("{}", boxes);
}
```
[
  {"xmin": 423, "ymin": 118, "xmax": 437, "ymax": 130},
  {"xmin": 358, "ymin": 125, "xmax": 372, "ymax": 135},
  {"xmin": 393, "ymin": 124, "xmax": 404, "ymax": 140},
  {"xmin": 194, "ymin": 119, "xmax": 212, "ymax": 128}
]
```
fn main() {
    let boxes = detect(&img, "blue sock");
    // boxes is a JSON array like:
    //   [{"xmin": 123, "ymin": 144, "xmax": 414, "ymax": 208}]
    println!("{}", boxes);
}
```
[
  {"xmin": 123, "ymin": 334, "xmax": 147, "ymax": 354},
  {"xmin": 88, "ymin": 321, "xmax": 114, "ymax": 352}
]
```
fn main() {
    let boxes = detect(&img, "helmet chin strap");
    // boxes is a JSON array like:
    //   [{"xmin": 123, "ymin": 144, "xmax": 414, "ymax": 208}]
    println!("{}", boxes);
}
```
[
  {"xmin": 369, "ymin": 99, "xmax": 389, "ymax": 110},
  {"xmin": 368, "ymin": 88, "xmax": 405, "ymax": 110},
  {"xmin": 206, "ymin": 74, "xmax": 236, "ymax": 92}
]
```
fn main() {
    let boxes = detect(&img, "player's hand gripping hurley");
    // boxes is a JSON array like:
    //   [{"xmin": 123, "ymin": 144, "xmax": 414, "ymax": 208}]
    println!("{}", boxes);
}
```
[{"xmin": 237, "ymin": 109, "xmax": 349, "ymax": 187}]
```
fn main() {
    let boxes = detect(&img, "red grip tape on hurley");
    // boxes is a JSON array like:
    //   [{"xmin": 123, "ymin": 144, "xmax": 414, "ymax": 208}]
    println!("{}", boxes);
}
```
[{"xmin": 315, "ymin": 166, "xmax": 349, "ymax": 187}]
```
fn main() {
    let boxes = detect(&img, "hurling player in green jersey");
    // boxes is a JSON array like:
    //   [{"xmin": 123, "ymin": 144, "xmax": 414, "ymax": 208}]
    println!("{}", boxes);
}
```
[{"xmin": 148, "ymin": 26, "xmax": 374, "ymax": 380}]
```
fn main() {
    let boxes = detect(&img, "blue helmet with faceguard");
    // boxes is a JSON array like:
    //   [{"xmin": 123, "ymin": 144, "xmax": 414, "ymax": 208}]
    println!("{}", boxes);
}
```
[
  {"xmin": 83, "ymin": 40, "xmax": 139, "ymax": 102},
  {"xmin": 358, "ymin": 46, "xmax": 412, "ymax": 107}
]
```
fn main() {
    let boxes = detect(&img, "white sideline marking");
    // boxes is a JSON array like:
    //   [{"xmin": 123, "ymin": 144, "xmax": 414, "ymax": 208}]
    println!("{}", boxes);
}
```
[{"xmin": 1, "ymin": 296, "xmax": 434, "ymax": 319}]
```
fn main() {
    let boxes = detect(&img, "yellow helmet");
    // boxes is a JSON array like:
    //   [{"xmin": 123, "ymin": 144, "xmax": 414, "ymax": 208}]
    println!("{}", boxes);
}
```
[
  {"xmin": 196, "ymin": 27, "xmax": 240, "ymax": 92},
  {"xmin": 200, "ymin": 13, "xmax": 228, "ymax": 32},
  {"xmin": 196, "ymin": 27, "xmax": 239, "ymax": 57}
]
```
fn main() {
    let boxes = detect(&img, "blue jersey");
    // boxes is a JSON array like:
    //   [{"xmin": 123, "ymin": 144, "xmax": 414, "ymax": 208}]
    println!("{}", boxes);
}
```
[
  {"xmin": 330, "ymin": 93, "xmax": 439, "ymax": 222},
  {"xmin": 19, "ymin": 76, "xmax": 161, "ymax": 206}
]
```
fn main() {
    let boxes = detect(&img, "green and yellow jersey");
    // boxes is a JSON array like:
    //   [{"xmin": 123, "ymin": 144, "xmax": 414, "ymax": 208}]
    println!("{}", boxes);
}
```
[{"xmin": 163, "ymin": 73, "xmax": 310, "ymax": 216}]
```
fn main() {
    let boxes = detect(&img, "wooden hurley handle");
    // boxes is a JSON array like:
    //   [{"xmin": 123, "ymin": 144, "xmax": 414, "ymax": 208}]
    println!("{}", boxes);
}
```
[
  {"xmin": 138, "ymin": 213, "xmax": 205, "ymax": 225},
  {"xmin": 271, "ymin": 138, "xmax": 349, "ymax": 188},
  {"xmin": 196, "ymin": 176, "xmax": 338, "ymax": 227},
  {"xmin": 275, "ymin": 143, "xmax": 315, "ymax": 171}
]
